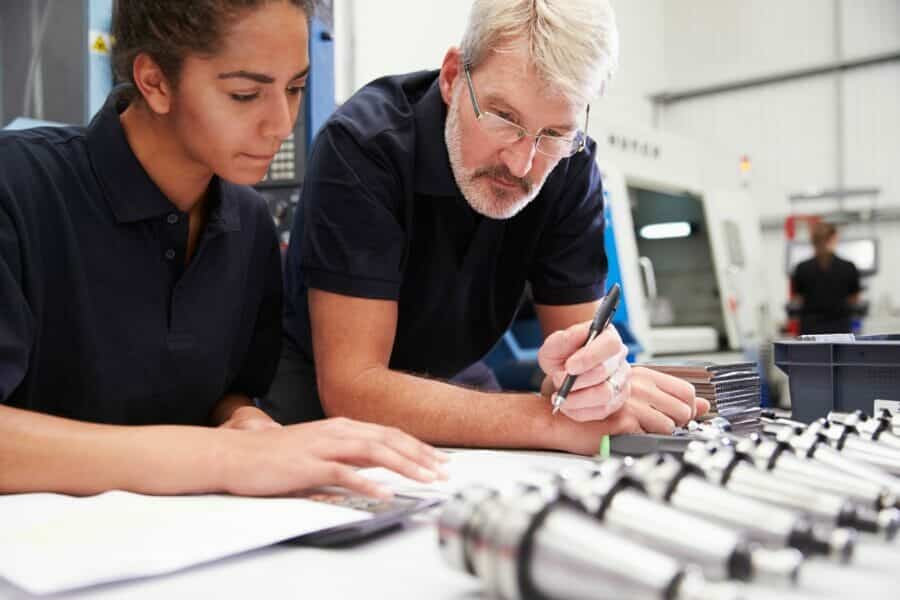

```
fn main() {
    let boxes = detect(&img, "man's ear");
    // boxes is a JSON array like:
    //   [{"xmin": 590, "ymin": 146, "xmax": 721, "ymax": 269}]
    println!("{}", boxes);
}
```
[
  {"xmin": 131, "ymin": 52, "xmax": 175, "ymax": 114},
  {"xmin": 438, "ymin": 47, "xmax": 463, "ymax": 106}
]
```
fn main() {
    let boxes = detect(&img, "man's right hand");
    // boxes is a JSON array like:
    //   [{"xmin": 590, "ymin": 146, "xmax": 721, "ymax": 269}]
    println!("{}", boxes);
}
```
[
  {"xmin": 219, "ymin": 417, "xmax": 449, "ymax": 498},
  {"xmin": 542, "ymin": 368, "xmax": 710, "ymax": 456}
]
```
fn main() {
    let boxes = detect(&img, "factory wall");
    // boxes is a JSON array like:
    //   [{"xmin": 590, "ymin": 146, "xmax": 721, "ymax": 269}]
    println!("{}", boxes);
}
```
[
  {"xmin": 334, "ymin": 0, "xmax": 900, "ymax": 336},
  {"xmin": 333, "ymin": 0, "xmax": 665, "ymax": 127},
  {"xmin": 658, "ymin": 0, "xmax": 900, "ymax": 334}
]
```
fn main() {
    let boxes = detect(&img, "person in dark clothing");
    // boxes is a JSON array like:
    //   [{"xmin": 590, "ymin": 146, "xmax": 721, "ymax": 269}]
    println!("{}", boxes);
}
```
[
  {"xmin": 0, "ymin": 0, "xmax": 443, "ymax": 498},
  {"xmin": 791, "ymin": 222, "xmax": 862, "ymax": 335},
  {"xmin": 265, "ymin": 0, "xmax": 707, "ymax": 456}
]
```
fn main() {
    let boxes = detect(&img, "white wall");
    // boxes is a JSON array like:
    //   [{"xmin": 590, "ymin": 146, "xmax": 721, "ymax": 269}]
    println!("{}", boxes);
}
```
[
  {"xmin": 335, "ymin": 0, "xmax": 468, "ymax": 101},
  {"xmin": 333, "ymin": 0, "xmax": 900, "ymax": 333},
  {"xmin": 656, "ymin": 0, "xmax": 900, "ymax": 334},
  {"xmin": 333, "ymin": 0, "xmax": 665, "ymax": 126}
]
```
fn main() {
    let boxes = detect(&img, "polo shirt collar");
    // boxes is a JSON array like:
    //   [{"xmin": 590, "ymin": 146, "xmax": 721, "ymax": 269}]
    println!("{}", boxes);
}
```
[
  {"xmin": 86, "ymin": 90, "xmax": 241, "ymax": 232},
  {"xmin": 209, "ymin": 179, "xmax": 242, "ymax": 233},
  {"xmin": 413, "ymin": 77, "xmax": 461, "ymax": 197}
]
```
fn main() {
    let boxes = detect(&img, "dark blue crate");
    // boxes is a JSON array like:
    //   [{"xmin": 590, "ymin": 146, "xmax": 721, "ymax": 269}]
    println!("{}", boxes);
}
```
[{"xmin": 774, "ymin": 335, "xmax": 900, "ymax": 423}]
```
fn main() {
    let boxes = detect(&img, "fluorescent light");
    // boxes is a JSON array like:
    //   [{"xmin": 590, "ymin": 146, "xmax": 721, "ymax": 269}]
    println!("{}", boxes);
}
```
[{"xmin": 640, "ymin": 222, "xmax": 692, "ymax": 240}]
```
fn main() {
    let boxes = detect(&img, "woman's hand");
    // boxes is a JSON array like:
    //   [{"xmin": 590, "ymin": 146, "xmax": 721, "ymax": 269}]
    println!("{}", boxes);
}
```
[{"xmin": 219, "ymin": 417, "xmax": 448, "ymax": 499}]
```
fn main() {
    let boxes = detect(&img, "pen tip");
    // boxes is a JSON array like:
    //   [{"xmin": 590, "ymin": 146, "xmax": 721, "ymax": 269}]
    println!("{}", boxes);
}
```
[{"xmin": 551, "ymin": 405, "xmax": 560, "ymax": 415}]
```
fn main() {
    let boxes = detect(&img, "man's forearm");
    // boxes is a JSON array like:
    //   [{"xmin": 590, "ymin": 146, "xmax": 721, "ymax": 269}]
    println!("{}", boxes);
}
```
[
  {"xmin": 0, "ymin": 405, "xmax": 227, "ymax": 495},
  {"xmin": 320, "ymin": 367, "xmax": 597, "ymax": 452}
]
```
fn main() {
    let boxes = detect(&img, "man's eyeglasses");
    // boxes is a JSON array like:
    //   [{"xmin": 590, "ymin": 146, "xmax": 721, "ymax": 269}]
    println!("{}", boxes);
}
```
[{"xmin": 463, "ymin": 64, "xmax": 589, "ymax": 159}]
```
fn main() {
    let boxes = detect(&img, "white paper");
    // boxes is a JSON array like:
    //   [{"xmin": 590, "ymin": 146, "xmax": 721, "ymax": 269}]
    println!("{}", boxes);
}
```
[
  {"xmin": 0, "ymin": 450, "xmax": 593, "ymax": 595},
  {"xmin": 361, "ymin": 448, "xmax": 597, "ymax": 499},
  {"xmin": 0, "ymin": 491, "xmax": 369, "ymax": 595}
]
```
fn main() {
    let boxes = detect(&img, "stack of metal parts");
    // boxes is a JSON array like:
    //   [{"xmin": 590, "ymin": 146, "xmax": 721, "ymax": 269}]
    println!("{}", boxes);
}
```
[
  {"xmin": 638, "ymin": 362, "xmax": 762, "ymax": 434},
  {"xmin": 438, "ymin": 409, "xmax": 900, "ymax": 600}
]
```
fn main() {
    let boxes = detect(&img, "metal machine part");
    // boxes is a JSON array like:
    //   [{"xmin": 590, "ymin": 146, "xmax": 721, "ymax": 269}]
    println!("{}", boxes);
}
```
[
  {"xmin": 560, "ymin": 459, "xmax": 802, "ymax": 584},
  {"xmin": 806, "ymin": 419, "xmax": 900, "ymax": 476},
  {"xmin": 767, "ymin": 421, "xmax": 900, "ymax": 503},
  {"xmin": 873, "ymin": 408, "xmax": 900, "ymax": 436},
  {"xmin": 684, "ymin": 439, "xmax": 898, "ymax": 540},
  {"xmin": 819, "ymin": 419, "xmax": 900, "ymax": 471},
  {"xmin": 438, "ymin": 485, "xmax": 743, "ymax": 600},
  {"xmin": 629, "ymin": 453, "xmax": 855, "ymax": 563},
  {"xmin": 735, "ymin": 432, "xmax": 898, "ymax": 510},
  {"xmin": 829, "ymin": 410, "xmax": 900, "ymax": 450}
]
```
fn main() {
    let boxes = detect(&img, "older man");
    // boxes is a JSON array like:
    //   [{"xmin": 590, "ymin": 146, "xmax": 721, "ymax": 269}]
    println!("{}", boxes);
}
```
[{"xmin": 265, "ymin": 0, "xmax": 708, "ymax": 454}]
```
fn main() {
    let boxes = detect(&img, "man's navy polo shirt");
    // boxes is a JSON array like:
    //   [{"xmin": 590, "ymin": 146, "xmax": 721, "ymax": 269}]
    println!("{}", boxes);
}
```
[
  {"xmin": 0, "ymin": 95, "xmax": 282, "ymax": 425},
  {"xmin": 276, "ymin": 70, "xmax": 606, "ymax": 423}
]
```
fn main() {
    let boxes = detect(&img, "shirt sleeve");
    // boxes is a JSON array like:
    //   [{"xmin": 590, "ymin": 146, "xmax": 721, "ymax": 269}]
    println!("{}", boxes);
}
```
[
  {"xmin": 0, "ymin": 194, "xmax": 35, "ymax": 404},
  {"xmin": 847, "ymin": 261, "xmax": 862, "ymax": 296},
  {"xmin": 295, "ymin": 121, "xmax": 406, "ymax": 300},
  {"xmin": 529, "ymin": 146, "xmax": 607, "ymax": 305},
  {"xmin": 790, "ymin": 264, "xmax": 806, "ymax": 296},
  {"xmin": 226, "ymin": 215, "xmax": 283, "ymax": 399}
]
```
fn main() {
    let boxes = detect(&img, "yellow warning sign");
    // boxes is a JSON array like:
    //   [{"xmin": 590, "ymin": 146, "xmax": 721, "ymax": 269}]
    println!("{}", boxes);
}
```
[
  {"xmin": 91, "ymin": 36, "xmax": 108, "ymax": 53},
  {"xmin": 89, "ymin": 30, "xmax": 112, "ymax": 55}
]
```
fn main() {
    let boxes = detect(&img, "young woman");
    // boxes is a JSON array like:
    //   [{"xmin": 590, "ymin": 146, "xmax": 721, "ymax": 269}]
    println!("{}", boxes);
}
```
[{"xmin": 0, "ymin": 0, "xmax": 445, "ymax": 498}]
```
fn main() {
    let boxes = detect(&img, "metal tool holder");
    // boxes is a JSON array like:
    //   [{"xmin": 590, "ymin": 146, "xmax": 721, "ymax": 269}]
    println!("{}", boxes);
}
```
[
  {"xmin": 437, "ymin": 409, "xmax": 900, "ymax": 599},
  {"xmin": 438, "ymin": 484, "xmax": 743, "ymax": 600},
  {"xmin": 628, "ymin": 453, "xmax": 855, "ymax": 562}
]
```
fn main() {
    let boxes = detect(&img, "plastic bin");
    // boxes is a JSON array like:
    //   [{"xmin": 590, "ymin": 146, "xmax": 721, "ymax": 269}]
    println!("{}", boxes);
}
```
[{"xmin": 774, "ymin": 334, "xmax": 900, "ymax": 423}]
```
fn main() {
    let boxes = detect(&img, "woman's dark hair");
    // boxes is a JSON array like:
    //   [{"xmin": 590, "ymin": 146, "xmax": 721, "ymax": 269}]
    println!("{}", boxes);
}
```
[{"xmin": 112, "ymin": 0, "xmax": 314, "ymax": 92}]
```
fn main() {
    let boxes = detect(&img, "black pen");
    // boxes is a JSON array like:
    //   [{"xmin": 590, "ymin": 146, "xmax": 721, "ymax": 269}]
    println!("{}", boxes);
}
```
[{"xmin": 551, "ymin": 283, "xmax": 622, "ymax": 415}]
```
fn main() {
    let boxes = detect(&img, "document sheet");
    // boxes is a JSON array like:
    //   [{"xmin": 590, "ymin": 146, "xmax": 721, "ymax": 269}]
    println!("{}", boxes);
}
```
[{"xmin": 0, "ymin": 491, "xmax": 368, "ymax": 595}]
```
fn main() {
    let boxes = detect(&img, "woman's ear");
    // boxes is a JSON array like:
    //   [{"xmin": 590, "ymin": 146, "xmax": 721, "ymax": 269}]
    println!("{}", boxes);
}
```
[{"xmin": 131, "ymin": 53, "xmax": 175, "ymax": 114}]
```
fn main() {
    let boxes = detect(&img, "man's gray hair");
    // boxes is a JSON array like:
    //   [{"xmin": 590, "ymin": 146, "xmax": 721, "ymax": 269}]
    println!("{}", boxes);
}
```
[{"xmin": 460, "ymin": 0, "xmax": 619, "ymax": 104}]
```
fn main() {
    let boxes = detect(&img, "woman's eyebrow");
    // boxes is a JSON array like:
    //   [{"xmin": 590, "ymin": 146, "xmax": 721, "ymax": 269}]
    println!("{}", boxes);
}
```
[{"xmin": 217, "ymin": 65, "xmax": 310, "ymax": 84}]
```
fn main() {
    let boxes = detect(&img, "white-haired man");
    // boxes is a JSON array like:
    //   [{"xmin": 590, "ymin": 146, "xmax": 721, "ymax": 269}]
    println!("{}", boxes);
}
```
[{"xmin": 265, "ymin": 0, "xmax": 709, "ymax": 454}]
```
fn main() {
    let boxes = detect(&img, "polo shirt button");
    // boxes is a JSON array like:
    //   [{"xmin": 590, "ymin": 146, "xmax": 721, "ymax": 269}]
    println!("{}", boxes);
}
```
[
  {"xmin": 167, "ymin": 213, "xmax": 179, "ymax": 225},
  {"xmin": 165, "ymin": 249, "xmax": 176, "ymax": 260}
]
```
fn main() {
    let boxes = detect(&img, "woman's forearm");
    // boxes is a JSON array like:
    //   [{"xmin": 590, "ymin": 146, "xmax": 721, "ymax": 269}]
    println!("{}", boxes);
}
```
[{"xmin": 0, "ymin": 404, "xmax": 227, "ymax": 495}]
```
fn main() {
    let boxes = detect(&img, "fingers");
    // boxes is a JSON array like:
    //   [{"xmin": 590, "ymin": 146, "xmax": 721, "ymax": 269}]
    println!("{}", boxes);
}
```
[
  {"xmin": 538, "ymin": 322, "xmax": 590, "ymax": 373},
  {"xmin": 551, "ymin": 360, "xmax": 613, "ymax": 392},
  {"xmin": 695, "ymin": 396, "xmax": 711, "ymax": 417},
  {"xmin": 629, "ymin": 368, "xmax": 693, "ymax": 426},
  {"xmin": 645, "ymin": 369, "xmax": 698, "ymax": 419},
  {"xmin": 550, "ymin": 346, "xmax": 628, "ymax": 391},
  {"xmin": 313, "ymin": 463, "xmax": 393, "ymax": 500},
  {"xmin": 564, "ymin": 329, "xmax": 624, "ymax": 376},
  {"xmin": 318, "ymin": 417, "xmax": 448, "ymax": 470},
  {"xmin": 323, "ymin": 437, "xmax": 445, "ymax": 484},
  {"xmin": 558, "ymin": 363, "xmax": 631, "ymax": 414},
  {"xmin": 633, "ymin": 401, "xmax": 677, "ymax": 434}
]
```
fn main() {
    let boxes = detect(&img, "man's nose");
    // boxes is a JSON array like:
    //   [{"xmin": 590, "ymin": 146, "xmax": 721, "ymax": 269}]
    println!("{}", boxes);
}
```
[{"xmin": 499, "ymin": 136, "xmax": 536, "ymax": 179}]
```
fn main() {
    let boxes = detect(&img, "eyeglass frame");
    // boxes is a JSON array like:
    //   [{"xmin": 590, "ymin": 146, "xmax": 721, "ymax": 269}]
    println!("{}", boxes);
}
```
[{"xmin": 462, "ymin": 63, "xmax": 590, "ymax": 158}]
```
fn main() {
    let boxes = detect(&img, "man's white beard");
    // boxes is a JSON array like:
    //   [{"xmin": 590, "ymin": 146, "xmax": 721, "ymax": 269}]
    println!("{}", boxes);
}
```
[{"xmin": 444, "ymin": 87, "xmax": 547, "ymax": 220}]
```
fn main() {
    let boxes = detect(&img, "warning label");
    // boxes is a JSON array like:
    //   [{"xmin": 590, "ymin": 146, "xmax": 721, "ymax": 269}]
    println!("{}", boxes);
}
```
[{"xmin": 89, "ymin": 30, "xmax": 112, "ymax": 55}]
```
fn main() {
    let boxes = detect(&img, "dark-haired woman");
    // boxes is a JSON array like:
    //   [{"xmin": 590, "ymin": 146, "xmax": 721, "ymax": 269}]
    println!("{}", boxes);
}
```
[{"xmin": 0, "ymin": 0, "xmax": 445, "ymax": 497}]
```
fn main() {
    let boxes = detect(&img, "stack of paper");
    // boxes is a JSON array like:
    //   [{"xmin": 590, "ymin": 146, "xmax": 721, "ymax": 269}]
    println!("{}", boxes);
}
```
[{"xmin": 639, "ymin": 361, "xmax": 762, "ymax": 434}]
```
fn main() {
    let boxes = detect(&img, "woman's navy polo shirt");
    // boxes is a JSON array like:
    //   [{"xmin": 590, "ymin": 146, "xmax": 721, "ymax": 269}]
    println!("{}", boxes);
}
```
[
  {"xmin": 276, "ymin": 70, "xmax": 606, "ymax": 423},
  {"xmin": 0, "ymin": 96, "xmax": 282, "ymax": 425}
]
